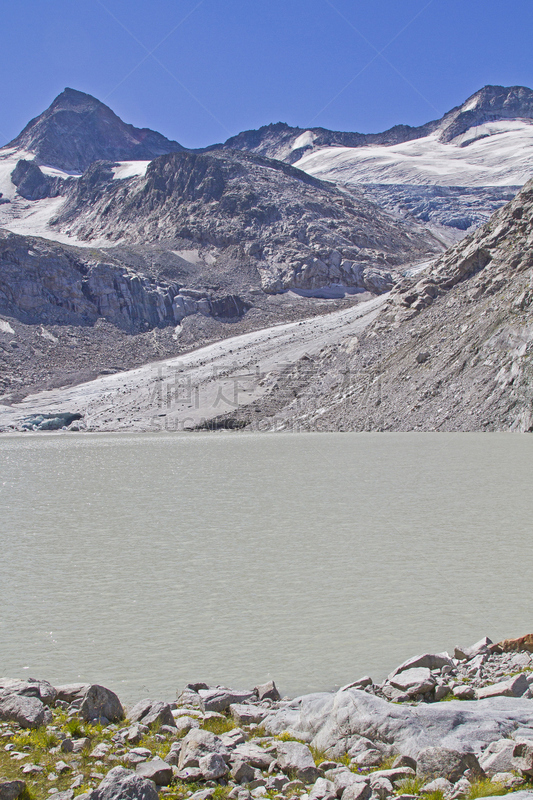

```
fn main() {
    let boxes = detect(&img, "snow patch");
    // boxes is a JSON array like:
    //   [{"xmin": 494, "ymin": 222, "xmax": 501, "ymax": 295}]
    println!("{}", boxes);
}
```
[
  {"xmin": 294, "ymin": 121, "xmax": 533, "ymax": 187},
  {"xmin": 461, "ymin": 97, "xmax": 479, "ymax": 113},
  {"xmin": 292, "ymin": 131, "xmax": 316, "ymax": 150},
  {"xmin": 0, "ymin": 320, "xmax": 15, "ymax": 335},
  {"xmin": 112, "ymin": 161, "xmax": 151, "ymax": 180}
]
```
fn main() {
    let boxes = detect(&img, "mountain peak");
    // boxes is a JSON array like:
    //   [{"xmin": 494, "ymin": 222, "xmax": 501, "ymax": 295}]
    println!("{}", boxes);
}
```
[
  {"xmin": 6, "ymin": 88, "xmax": 185, "ymax": 172},
  {"xmin": 438, "ymin": 84, "xmax": 533, "ymax": 142}
]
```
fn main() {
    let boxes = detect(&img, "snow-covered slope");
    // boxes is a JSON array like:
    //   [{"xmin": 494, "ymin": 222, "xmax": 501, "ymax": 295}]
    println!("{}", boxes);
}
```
[{"xmin": 293, "ymin": 120, "xmax": 533, "ymax": 188}]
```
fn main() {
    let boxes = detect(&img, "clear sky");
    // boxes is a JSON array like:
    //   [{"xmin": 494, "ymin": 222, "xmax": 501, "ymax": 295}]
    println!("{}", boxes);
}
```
[{"xmin": 1, "ymin": 0, "xmax": 532, "ymax": 149}]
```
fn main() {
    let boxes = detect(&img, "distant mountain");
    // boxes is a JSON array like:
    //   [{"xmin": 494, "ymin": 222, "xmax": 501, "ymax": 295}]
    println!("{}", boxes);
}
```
[
  {"xmin": 5, "ymin": 88, "xmax": 185, "ymax": 172},
  {"xmin": 212, "ymin": 85, "xmax": 533, "ymax": 165}
]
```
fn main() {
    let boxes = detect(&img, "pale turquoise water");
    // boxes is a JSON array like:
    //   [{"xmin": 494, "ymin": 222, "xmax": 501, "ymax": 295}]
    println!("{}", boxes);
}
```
[{"xmin": 1, "ymin": 431, "xmax": 532, "ymax": 705}]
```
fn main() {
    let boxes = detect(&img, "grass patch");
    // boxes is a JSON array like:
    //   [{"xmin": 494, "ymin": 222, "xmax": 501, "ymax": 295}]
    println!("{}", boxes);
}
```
[
  {"xmin": 423, "ymin": 791, "xmax": 445, "ymax": 800},
  {"xmin": 467, "ymin": 779, "xmax": 507, "ymax": 799},
  {"xmin": 396, "ymin": 776, "xmax": 425, "ymax": 795},
  {"xmin": 200, "ymin": 716, "xmax": 236, "ymax": 735}
]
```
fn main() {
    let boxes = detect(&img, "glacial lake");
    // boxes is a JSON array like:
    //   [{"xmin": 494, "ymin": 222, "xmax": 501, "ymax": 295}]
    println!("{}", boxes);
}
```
[{"xmin": 1, "ymin": 431, "xmax": 532, "ymax": 706}]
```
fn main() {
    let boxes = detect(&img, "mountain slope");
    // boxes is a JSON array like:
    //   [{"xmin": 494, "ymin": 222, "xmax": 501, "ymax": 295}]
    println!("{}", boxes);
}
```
[
  {"xmin": 230, "ymin": 178, "xmax": 533, "ymax": 432},
  {"xmin": 4, "ymin": 88, "xmax": 184, "ymax": 172},
  {"xmin": 49, "ymin": 149, "xmax": 443, "ymax": 294}
]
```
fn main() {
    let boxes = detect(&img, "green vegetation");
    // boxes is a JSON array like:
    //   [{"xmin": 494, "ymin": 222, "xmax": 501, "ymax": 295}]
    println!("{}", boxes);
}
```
[{"xmin": 466, "ymin": 778, "xmax": 507, "ymax": 799}]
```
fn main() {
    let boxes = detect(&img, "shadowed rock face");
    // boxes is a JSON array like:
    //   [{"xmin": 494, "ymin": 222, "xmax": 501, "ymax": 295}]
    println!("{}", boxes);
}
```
[
  {"xmin": 52, "ymin": 149, "xmax": 443, "ymax": 294},
  {"xmin": 6, "ymin": 88, "xmax": 184, "ymax": 172}
]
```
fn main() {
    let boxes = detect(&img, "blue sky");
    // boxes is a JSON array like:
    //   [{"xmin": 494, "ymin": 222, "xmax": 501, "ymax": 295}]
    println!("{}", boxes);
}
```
[{"xmin": 1, "ymin": 0, "xmax": 532, "ymax": 149}]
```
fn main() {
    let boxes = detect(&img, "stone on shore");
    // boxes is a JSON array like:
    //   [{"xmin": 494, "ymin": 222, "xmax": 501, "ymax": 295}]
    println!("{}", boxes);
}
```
[
  {"xmin": 389, "ymin": 668, "xmax": 436, "ymax": 697},
  {"xmin": 230, "ymin": 704, "xmax": 268, "ymax": 726},
  {"xmin": 416, "ymin": 747, "xmax": 484, "ymax": 782},
  {"xmin": 91, "ymin": 766, "xmax": 159, "ymax": 800},
  {"xmin": 0, "ymin": 678, "xmax": 57, "ymax": 706},
  {"xmin": 135, "ymin": 757, "xmax": 173, "ymax": 785},
  {"xmin": 198, "ymin": 688, "xmax": 256, "ymax": 713},
  {"xmin": 454, "ymin": 638, "xmax": 493, "ymax": 661},
  {"xmin": 0, "ymin": 693, "xmax": 52, "ymax": 728},
  {"xmin": 72, "ymin": 685, "xmax": 124, "ymax": 723},
  {"xmin": 198, "ymin": 753, "xmax": 229, "ymax": 780},
  {"xmin": 232, "ymin": 743, "xmax": 274, "ymax": 770},
  {"xmin": 308, "ymin": 777, "xmax": 337, "ymax": 800},
  {"xmin": 127, "ymin": 699, "xmax": 175, "ymax": 729},
  {"xmin": 178, "ymin": 728, "xmax": 231, "ymax": 770},
  {"xmin": 254, "ymin": 681, "xmax": 281, "ymax": 702},
  {"xmin": 476, "ymin": 674, "xmax": 529, "ymax": 700},
  {"xmin": 275, "ymin": 741, "xmax": 321, "ymax": 783}
]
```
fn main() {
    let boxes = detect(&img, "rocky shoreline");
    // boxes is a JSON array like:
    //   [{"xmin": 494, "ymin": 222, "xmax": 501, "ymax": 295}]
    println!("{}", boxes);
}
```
[{"xmin": 3, "ymin": 635, "xmax": 533, "ymax": 800}]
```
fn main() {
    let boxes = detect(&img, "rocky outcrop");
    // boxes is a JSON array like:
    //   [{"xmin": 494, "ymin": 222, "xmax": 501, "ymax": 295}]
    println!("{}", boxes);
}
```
[
  {"xmin": 52, "ymin": 150, "xmax": 442, "ymax": 295},
  {"xmin": 5, "ymin": 88, "xmax": 184, "ymax": 172},
  {"xmin": 0, "ymin": 230, "xmax": 251, "ymax": 332}
]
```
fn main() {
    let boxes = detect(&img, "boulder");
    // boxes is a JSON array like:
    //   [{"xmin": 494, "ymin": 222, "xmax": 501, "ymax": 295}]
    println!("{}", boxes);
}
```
[
  {"xmin": 91, "ymin": 766, "xmax": 159, "ymax": 800},
  {"xmin": 0, "ymin": 781, "xmax": 26, "ymax": 800},
  {"xmin": 276, "ymin": 741, "xmax": 321, "ymax": 783},
  {"xmin": 198, "ymin": 688, "xmax": 256, "ymax": 713},
  {"xmin": 254, "ymin": 681, "xmax": 281, "ymax": 702},
  {"xmin": 128, "ymin": 699, "xmax": 175, "ymax": 729},
  {"xmin": 0, "ymin": 692, "xmax": 52, "ymax": 728},
  {"xmin": 264, "ymin": 688, "xmax": 533, "ymax": 758},
  {"xmin": 178, "ymin": 728, "xmax": 230, "ymax": 770},
  {"xmin": 198, "ymin": 753, "xmax": 229, "ymax": 780},
  {"xmin": 479, "ymin": 740, "xmax": 516, "ymax": 776},
  {"xmin": 369, "ymin": 768, "xmax": 415, "ymax": 785},
  {"xmin": 452, "ymin": 686, "xmax": 476, "ymax": 700},
  {"xmin": 324, "ymin": 767, "xmax": 369, "ymax": 796},
  {"xmin": 230, "ymin": 704, "xmax": 268, "ymax": 726},
  {"xmin": 0, "ymin": 678, "xmax": 57, "ymax": 706},
  {"xmin": 420, "ymin": 778, "xmax": 453, "ymax": 796},
  {"xmin": 308, "ymin": 778, "xmax": 336, "ymax": 800},
  {"xmin": 232, "ymin": 743, "xmax": 274, "ymax": 770},
  {"xmin": 339, "ymin": 677, "xmax": 372, "ymax": 692},
  {"xmin": 512, "ymin": 740, "xmax": 533, "ymax": 777},
  {"xmin": 136, "ymin": 757, "xmax": 173, "ymax": 785},
  {"xmin": 231, "ymin": 760, "xmax": 256, "ymax": 783},
  {"xmin": 342, "ymin": 784, "xmax": 371, "ymax": 800},
  {"xmin": 350, "ymin": 750, "xmax": 383, "ymax": 768},
  {"xmin": 491, "ymin": 635, "xmax": 533, "ymax": 654},
  {"xmin": 75, "ymin": 685, "xmax": 124, "ymax": 723},
  {"xmin": 174, "ymin": 715, "xmax": 199, "ymax": 735},
  {"xmin": 389, "ymin": 653, "xmax": 454, "ymax": 678},
  {"xmin": 368, "ymin": 776, "xmax": 393, "ymax": 799},
  {"xmin": 391, "ymin": 756, "xmax": 417, "ymax": 771},
  {"xmin": 389, "ymin": 668, "xmax": 436, "ymax": 696},
  {"xmin": 454, "ymin": 638, "xmax": 493, "ymax": 661},
  {"xmin": 476, "ymin": 674, "xmax": 529, "ymax": 700},
  {"xmin": 416, "ymin": 748, "xmax": 484, "ymax": 783},
  {"xmin": 55, "ymin": 684, "xmax": 91, "ymax": 703}
]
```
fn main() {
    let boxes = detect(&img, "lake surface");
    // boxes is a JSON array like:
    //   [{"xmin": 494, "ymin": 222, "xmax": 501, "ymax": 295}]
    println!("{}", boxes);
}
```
[{"xmin": 1, "ymin": 431, "xmax": 532, "ymax": 706}]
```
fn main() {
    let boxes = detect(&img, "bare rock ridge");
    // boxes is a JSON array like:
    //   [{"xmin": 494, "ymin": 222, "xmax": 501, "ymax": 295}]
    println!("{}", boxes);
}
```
[
  {"xmin": 6, "ymin": 87, "xmax": 184, "ymax": 172},
  {"xmin": 51, "ymin": 149, "xmax": 443, "ymax": 294},
  {"xmin": 210, "ymin": 85, "xmax": 533, "ymax": 163}
]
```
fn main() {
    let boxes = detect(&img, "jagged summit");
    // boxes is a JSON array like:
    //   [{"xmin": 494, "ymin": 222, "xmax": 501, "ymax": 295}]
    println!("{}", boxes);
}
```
[{"xmin": 5, "ymin": 88, "xmax": 185, "ymax": 172}]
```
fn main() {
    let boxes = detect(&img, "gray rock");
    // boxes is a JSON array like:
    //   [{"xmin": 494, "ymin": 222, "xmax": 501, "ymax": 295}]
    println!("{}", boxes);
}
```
[
  {"xmin": 342, "ymin": 783, "xmax": 372, "ymax": 800},
  {"xmin": 389, "ymin": 668, "xmax": 436, "ymax": 696},
  {"xmin": 476, "ymin": 674, "xmax": 529, "ymax": 699},
  {"xmin": 230, "ymin": 704, "xmax": 268, "ymax": 726},
  {"xmin": 350, "ymin": 750, "xmax": 383, "ymax": 768},
  {"xmin": 389, "ymin": 654, "xmax": 454, "ymax": 679},
  {"xmin": 163, "ymin": 742, "xmax": 182, "ymax": 766},
  {"xmin": 232, "ymin": 760, "xmax": 256, "ymax": 784},
  {"xmin": 221, "ymin": 728, "xmax": 248, "ymax": 748},
  {"xmin": 265, "ymin": 774, "xmax": 289, "ymax": 791},
  {"xmin": 198, "ymin": 753, "xmax": 229, "ymax": 780},
  {"xmin": 264, "ymin": 688, "xmax": 533, "ymax": 758},
  {"xmin": 454, "ymin": 638, "xmax": 493, "ymax": 661},
  {"xmin": 339, "ymin": 678, "xmax": 372, "ymax": 692},
  {"xmin": 391, "ymin": 756, "xmax": 417, "ymax": 771},
  {"xmin": 0, "ymin": 678, "xmax": 57, "ymax": 706},
  {"xmin": 369, "ymin": 776, "xmax": 393, "ymax": 799},
  {"xmin": 127, "ymin": 699, "xmax": 175, "ymax": 729},
  {"xmin": 452, "ymin": 686, "xmax": 475, "ymax": 700},
  {"xmin": 91, "ymin": 766, "xmax": 159, "ymax": 800},
  {"xmin": 308, "ymin": 778, "xmax": 336, "ymax": 800},
  {"xmin": 0, "ymin": 781, "xmax": 26, "ymax": 800},
  {"xmin": 369, "ymin": 768, "xmax": 415, "ymax": 785},
  {"xmin": 55, "ymin": 684, "xmax": 91, "ymax": 703},
  {"xmin": 417, "ymin": 748, "xmax": 484, "ymax": 783},
  {"xmin": 135, "ymin": 757, "xmax": 173, "ymax": 785},
  {"xmin": 76, "ymin": 685, "xmax": 124, "ymax": 723},
  {"xmin": 512, "ymin": 741, "xmax": 533, "ymax": 777},
  {"xmin": 232, "ymin": 743, "xmax": 274, "ymax": 770},
  {"xmin": 174, "ymin": 715, "xmax": 200, "ymax": 735},
  {"xmin": 199, "ymin": 688, "xmax": 256, "ymax": 713},
  {"xmin": 420, "ymin": 778, "xmax": 453, "ymax": 796},
  {"xmin": 254, "ymin": 682, "xmax": 281, "ymax": 702},
  {"xmin": 0, "ymin": 692, "xmax": 52, "ymax": 728},
  {"xmin": 479, "ymin": 740, "xmax": 516, "ymax": 775},
  {"xmin": 178, "ymin": 728, "xmax": 230, "ymax": 770},
  {"xmin": 276, "ymin": 741, "xmax": 321, "ymax": 783}
]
